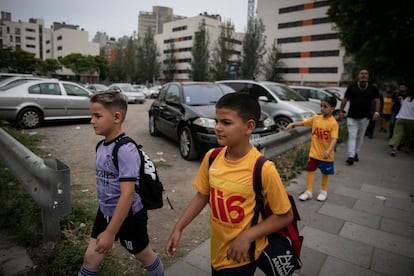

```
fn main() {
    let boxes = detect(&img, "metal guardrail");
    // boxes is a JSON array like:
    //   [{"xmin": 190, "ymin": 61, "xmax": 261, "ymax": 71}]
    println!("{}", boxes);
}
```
[
  {"xmin": 252, "ymin": 127, "xmax": 311, "ymax": 159},
  {"xmin": 0, "ymin": 128, "xmax": 71, "ymax": 245}
]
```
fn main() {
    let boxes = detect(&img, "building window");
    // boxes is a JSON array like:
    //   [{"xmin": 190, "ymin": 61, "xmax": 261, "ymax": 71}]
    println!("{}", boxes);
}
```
[
  {"xmin": 279, "ymin": 1, "xmax": 328, "ymax": 14},
  {"xmin": 277, "ymin": 33, "xmax": 338, "ymax": 44},
  {"xmin": 25, "ymin": 28, "xmax": 35, "ymax": 32},
  {"xmin": 46, "ymin": 49, "xmax": 50, "ymax": 53},
  {"xmin": 57, "ymin": 46, "xmax": 62, "ymax": 51},
  {"xmin": 172, "ymin": 25, "xmax": 187, "ymax": 32},
  {"xmin": 281, "ymin": 50, "xmax": 340, "ymax": 58},
  {"xmin": 15, "ymin": 36, "xmax": 21, "ymax": 43},
  {"xmin": 26, "ymin": 36, "xmax": 36, "ymax": 40},
  {"xmin": 26, "ymin": 44, "xmax": 36, "ymax": 48},
  {"xmin": 46, "ymin": 40, "xmax": 50, "ymax": 44},
  {"xmin": 57, "ymin": 35, "xmax": 62, "ymax": 41},
  {"xmin": 15, "ymin": 28, "xmax": 20, "ymax": 35},
  {"xmin": 283, "ymin": 67, "xmax": 337, "ymax": 74}
]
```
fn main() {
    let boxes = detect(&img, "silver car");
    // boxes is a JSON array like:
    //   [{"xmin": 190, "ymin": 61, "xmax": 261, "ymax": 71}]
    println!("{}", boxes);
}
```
[
  {"xmin": 108, "ymin": 83, "xmax": 146, "ymax": 104},
  {"xmin": 216, "ymin": 80, "xmax": 320, "ymax": 131},
  {"xmin": 0, "ymin": 79, "xmax": 92, "ymax": 128}
]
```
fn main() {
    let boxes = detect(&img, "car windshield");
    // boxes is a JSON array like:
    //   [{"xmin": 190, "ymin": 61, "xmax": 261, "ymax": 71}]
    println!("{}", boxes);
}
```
[
  {"xmin": 92, "ymin": 84, "xmax": 108, "ymax": 90},
  {"xmin": 119, "ymin": 84, "xmax": 139, "ymax": 92},
  {"xmin": 183, "ymin": 84, "xmax": 225, "ymax": 105},
  {"xmin": 266, "ymin": 83, "xmax": 307, "ymax": 101}
]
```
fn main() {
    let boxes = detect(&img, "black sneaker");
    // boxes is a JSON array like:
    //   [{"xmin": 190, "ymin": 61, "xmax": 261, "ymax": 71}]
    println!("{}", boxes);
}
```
[
  {"xmin": 354, "ymin": 154, "xmax": 359, "ymax": 162},
  {"xmin": 346, "ymin": 157, "xmax": 354, "ymax": 165},
  {"xmin": 391, "ymin": 150, "xmax": 396, "ymax": 156}
]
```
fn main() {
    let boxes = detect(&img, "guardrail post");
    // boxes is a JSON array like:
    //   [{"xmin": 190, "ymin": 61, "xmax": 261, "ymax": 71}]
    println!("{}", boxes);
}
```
[{"xmin": 0, "ymin": 128, "xmax": 71, "ymax": 246}]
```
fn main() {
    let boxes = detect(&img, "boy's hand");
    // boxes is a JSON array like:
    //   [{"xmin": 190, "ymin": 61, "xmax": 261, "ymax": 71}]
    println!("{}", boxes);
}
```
[
  {"xmin": 95, "ymin": 231, "xmax": 115, "ymax": 254},
  {"xmin": 165, "ymin": 229, "xmax": 181, "ymax": 258},
  {"xmin": 226, "ymin": 234, "xmax": 251, "ymax": 263},
  {"xmin": 284, "ymin": 123, "xmax": 293, "ymax": 131}
]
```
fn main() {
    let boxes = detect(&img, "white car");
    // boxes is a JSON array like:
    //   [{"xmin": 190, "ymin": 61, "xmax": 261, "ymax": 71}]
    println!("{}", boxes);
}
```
[
  {"xmin": 0, "ymin": 79, "xmax": 92, "ymax": 128},
  {"xmin": 290, "ymin": 85, "xmax": 348, "ymax": 118},
  {"xmin": 133, "ymin": 84, "xmax": 150, "ymax": 98},
  {"xmin": 108, "ymin": 83, "xmax": 146, "ymax": 104},
  {"xmin": 147, "ymin": 85, "xmax": 161, "ymax": 98}
]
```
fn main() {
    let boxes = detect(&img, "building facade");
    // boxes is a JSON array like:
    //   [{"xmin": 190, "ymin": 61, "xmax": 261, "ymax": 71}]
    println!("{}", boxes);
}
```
[
  {"xmin": 257, "ymin": 0, "xmax": 349, "ymax": 86},
  {"xmin": 154, "ymin": 14, "xmax": 243, "ymax": 81}
]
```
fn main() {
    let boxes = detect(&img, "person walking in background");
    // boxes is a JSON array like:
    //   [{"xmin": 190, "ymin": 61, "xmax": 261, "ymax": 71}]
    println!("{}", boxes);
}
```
[
  {"xmin": 165, "ymin": 93, "xmax": 293, "ymax": 275},
  {"xmin": 285, "ymin": 96, "xmax": 339, "ymax": 202},
  {"xmin": 389, "ymin": 84, "xmax": 408, "ymax": 139},
  {"xmin": 380, "ymin": 90, "xmax": 394, "ymax": 134},
  {"xmin": 365, "ymin": 85, "xmax": 383, "ymax": 139},
  {"xmin": 339, "ymin": 68, "xmax": 381, "ymax": 165},
  {"xmin": 389, "ymin": 88, "xmax": 414, "ymax": 156},
  {"xmin": 78, "ymin": 90, "xmax": 165, "ymax": 276}
]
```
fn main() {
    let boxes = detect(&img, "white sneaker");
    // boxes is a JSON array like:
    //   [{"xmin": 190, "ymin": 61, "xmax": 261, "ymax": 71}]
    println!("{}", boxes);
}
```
[
  {"xmin": 317, "ymin": 191, "xmax": 328, "ymax": 201},
  {"xmin": 299, "ymin": 191, "xmax": 312, "ymax": 201}
]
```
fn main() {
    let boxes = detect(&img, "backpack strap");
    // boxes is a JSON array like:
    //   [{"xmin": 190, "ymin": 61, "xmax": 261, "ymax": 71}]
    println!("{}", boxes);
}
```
[
  {"xmin": 208, "ymin": 147, "xmax": 224, "ymax": 167},
  {"xmin": 248, "ymin": 155, "xmax": 268, "ymax": 261},
  {"xmin": 111, "ymin": 136, "xmax": 140, "ymax": 170}
]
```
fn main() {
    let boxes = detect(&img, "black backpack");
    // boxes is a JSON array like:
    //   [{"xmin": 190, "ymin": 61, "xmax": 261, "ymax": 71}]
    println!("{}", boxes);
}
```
[{"xmin": 96, "ymin": 136, "xmax": 164, "ymax": 210}]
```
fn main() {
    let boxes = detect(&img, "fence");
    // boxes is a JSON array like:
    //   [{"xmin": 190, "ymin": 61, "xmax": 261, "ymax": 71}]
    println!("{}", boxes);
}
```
[{"xmin": 0, "ymin": 128, "xmax": 71, "ymax": 246}]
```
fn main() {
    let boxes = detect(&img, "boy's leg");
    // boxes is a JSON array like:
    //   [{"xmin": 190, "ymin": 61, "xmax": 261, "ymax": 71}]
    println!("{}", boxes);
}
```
[
  {"xmin": 135, "ymin": 246, "xmax": 164, "ymax": 276},
  {"xmin": 78, "ymin": 238, "xmax": 107, "ymax": 276}
]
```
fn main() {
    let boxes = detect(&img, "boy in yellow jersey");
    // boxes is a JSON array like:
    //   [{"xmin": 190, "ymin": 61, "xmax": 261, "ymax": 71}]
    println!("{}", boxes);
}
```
[
  {"xmin": 165, "ymin": 93, "xmax": 293, "ymax": 275},
  {"xmin": 285, "ymin": 96, "xmax": 339, "ymax": 202}
]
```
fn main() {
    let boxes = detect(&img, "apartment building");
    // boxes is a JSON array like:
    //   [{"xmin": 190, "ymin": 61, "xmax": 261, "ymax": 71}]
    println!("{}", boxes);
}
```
[
  {"xmin": 155, "ymin": 14, "xmax": 244, "ymax": 81},
  {"xmin": 257, "ymin": 0, "xmax": 349, "ymax": 86},
  {"xmin": 1, "ymin": 12, "xmax": 99, "ymax": 61}
]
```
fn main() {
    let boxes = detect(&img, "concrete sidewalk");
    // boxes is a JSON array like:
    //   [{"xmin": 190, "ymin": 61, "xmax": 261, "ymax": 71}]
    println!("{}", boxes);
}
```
[{"xmin": 165, "ymin": 132, "xmax": 414, "ymax": 276}]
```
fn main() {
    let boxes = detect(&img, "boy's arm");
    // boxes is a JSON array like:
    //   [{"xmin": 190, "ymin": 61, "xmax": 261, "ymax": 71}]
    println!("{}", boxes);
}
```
[
  {"xmin": 165, "ymin": 191, "xmax": 209, "ymax": 258},
  {"xmin": 227, "ymin": 209, "xmax": 293, "ymax": 263},
  {"xmin": 323, "ymin": 138, "xmax": 338, "ymax": 159},
  {"xmin": 95, "ymin": 181, "xmax": 135, "ymax": 254},
  {"xmin": 285, "ymin": 121, "xmax": 304, "ymax": 131}
]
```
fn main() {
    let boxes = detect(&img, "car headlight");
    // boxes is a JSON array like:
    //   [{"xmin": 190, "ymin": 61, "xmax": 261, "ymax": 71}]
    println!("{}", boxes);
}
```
[
  {"xmin": 193, "ymin": 117, "xmax": 216, "ymax": 128},
  {"xmin": 263, "ymin": 116, "xmax": 275, "ymax": 127},
  {"xmin": 301, "ymin": 112, "xmax": 314, "ymax": 119}
]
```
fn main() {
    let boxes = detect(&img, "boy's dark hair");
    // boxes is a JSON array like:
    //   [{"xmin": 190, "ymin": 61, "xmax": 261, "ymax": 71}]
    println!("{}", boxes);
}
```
[
  {"xmin": 322, "ymin": 96, "xmax": 337, "ymax": 108},
  {"xmin": 90, "ymin": 90, "xmax": 128, "ymax": 119},
  {"xmin": 216, "ymin": 92, "xmax": 261, "ymax": 123}
]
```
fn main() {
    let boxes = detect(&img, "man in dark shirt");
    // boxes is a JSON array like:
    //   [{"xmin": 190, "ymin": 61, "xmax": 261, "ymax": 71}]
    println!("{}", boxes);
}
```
[{"xmin": 339, "ymin": 69, "xmax": 381, "ymax": 165}]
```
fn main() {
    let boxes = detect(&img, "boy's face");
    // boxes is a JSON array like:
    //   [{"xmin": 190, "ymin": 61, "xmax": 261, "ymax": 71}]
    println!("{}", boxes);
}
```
[
  {"xmin": 320, "ymin": 101, "xmax": 335, "ymax": 117},
  {"xmin": 90, "ymin": 102, "xmax": 121, "ymax": 138},
  {"xmin": 214, "ymin": 107, "xmax": 255, "ymax": 147}
]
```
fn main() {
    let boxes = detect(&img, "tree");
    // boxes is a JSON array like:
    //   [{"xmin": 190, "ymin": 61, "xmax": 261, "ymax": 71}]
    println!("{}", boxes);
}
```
[
  {"xmin": 239, "ymin": 18, "xmax": 267, "ymax": 79},
  {"xmin": 191, "ymin": 20, "xmax": 210, "ymax": 81},
  {"xmin": 164, "ymin": 40, "xmax": 177, "ymax": 82},
  {"xmin": 94, "ymin": 55, "xmax": 109, "ymax": 81},
  {"xmin": 0, "ymin": 47, "xmax": 14, "ymax": 71},
  {"xmin": 210, "ymin": 21, "xmax": 235, "ymax": 80},
  {"xmin": 327, "ymin": 0, "xmax": 414, "ymax": 86},
  {"xmin": 137, "ymin": 27, "xmax": 161, "ymax": 85},
  {"xmin": 263, "ymin": 40, "xmax": 285, "ymax": 82},
  {"xmin": 60, "ymin": 53, "xmax": 95, "ymax": 81},
  {"xmin": 36, "ymin": 58, "xmax": 62, "ymax": 76},
  {"xmin": 8, "ymin": 48, "xmax": 38, "ymax": 73}
]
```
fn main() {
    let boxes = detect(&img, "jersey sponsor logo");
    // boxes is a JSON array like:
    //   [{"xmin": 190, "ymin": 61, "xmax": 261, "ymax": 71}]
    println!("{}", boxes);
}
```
[{"xmin": 210, "ymin": 187, "xmax": 246, "ymax": 223}]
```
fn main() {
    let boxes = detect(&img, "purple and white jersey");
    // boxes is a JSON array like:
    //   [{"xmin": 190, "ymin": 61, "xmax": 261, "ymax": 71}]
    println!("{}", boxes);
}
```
[{"xmin": 96, "ymin": 139, "xmax": 143, "ymax": 217}]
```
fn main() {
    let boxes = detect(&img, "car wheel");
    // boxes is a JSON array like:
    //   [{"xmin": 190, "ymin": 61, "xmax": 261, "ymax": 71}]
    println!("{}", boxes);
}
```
[
  {"xmin": 274, "ymin": 116, "xmax": 292, "ymax": 132},
  {"xmin": 149, "ymin": 114, "xmax": 160, "ymax": 136},
  {"xmin": 179, "ymin": 126, "xmax": 199, "ymax": 160},
  {"xmin": 17, "ymin": 107, "xmax": 43, "ymax": 129}
]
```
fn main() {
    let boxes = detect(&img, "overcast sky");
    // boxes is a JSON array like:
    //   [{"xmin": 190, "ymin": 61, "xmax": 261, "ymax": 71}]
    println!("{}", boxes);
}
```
[{"xmin": 1, "ymin": 0, "xmax": 249, "ymax": 39}]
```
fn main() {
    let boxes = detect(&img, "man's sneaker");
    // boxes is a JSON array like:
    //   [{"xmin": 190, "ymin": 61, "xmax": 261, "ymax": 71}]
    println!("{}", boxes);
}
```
[
  {"xmin": 346, "ymin": 157, "xmax": 354, "ymax": 165},
  {"xmin": 354, "ymin": 154, "xmax": 359, "ymax": 162},
  {"xmin": 299, "ymin": 191, "xmax": 312, "ymax": 201},
  {"xmin": 317, "ymin": 191, "xmax": 328, "ymax": 201}
]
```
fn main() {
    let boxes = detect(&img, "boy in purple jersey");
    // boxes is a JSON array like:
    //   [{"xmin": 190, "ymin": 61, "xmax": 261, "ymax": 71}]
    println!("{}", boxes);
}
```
[{"xmin": 78, "ymin": 90, "xmax": 164, "ymax": 276}]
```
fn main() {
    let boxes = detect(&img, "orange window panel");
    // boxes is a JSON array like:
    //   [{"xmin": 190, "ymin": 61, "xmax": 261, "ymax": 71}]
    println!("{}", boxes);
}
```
[
  {"xmin": 303, "ymin": 19, "xmax": 312, "ymax": 26},
  {"xmin": 304, "ymin": 2, "xmax": 314, "ymax": 9},
  {"xmin": 301, "ymin": 52, "xmax": 311, "ymax": 58},
  {"xmin": 302, "ymin": 35, "xmax": 312, "ymax": 42},
  {"xmin": 300, "ymin": 67, "xmax": 309, "ymax": 74}
]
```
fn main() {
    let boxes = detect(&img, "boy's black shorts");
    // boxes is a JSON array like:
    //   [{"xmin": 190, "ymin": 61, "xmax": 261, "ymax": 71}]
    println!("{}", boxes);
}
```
[{"xmin": 91, "ymin": 207, "xmax": 149, "ymax": 254}]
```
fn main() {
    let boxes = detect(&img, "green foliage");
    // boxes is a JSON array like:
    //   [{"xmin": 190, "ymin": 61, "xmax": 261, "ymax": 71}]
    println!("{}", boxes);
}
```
[
  {"xmin": 191, "ymin": 20, "xmax": 210, "ymax": 81},
  {"xmin": 327, "ymin": 0, "xmax": 414, "ymax": 87},
  {"xmin": 264, "ymin": 40, "xmax": 285, "ymax": 82},
  {"xmin": 164, "ymin": 41, "xmax": 177, "ymax": 82},
  {"xmin": 0, "ymin": 47, "xmax": 38, "ymax": 73},
  {"xmin": 210, "ymin": 21, "xmax": 235, "ymax": 80},
  {"xmin": 273, "ymin": 143, "xmax": 310, "ymax": 182},
  {"xmin": 36, "ymin": 58, "xmax": 62, "ymax": 76},
  {"xmin": 239, "ymin": 18, "xmax": 267, "ymax": 79},
  {"xmin": 137, "ymin": 27, "xmax": 161, "ymax": 84}
]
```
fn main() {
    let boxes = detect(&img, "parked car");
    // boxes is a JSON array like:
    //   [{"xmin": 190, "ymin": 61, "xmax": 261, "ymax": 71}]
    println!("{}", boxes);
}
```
[
  {"xmin": 0, "ymin": 79, "xmax": 92, "ymax": 128},
  {"xmin": 147, "ymin": 85, "xmax": 162, "ymax": 98},
  {"xmin": 85, "ymin": 83, "xmax": 108, "ymax": 92},
  {"xmin": 148, "ymin": 82, "xmax": 278, "ymax": 160},
  {"xmin": 133, "ymin": 84, "xmax": 150, "ymax": 98},
  {"xmin": 289, "ymin": 85, "xmax": 346, "ymax": 118},
  {"xmin": 0, "ymin": 76, "xmax": 50, "ymax": 90},
  {"xmin": 107, "ymin": 83, "xmax": 146, "ymax": 104},
  {"xmin": 216, "ymin": 80, "xmax": 320, "ymax": 131},
  {"xmin": 321, "ymin": 86, "xmax": 347, "ymax": 100}
]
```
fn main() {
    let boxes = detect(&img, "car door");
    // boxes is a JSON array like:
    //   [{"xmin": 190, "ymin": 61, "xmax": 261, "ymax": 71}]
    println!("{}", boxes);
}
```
[
  {"xmin": 28, "ymin": 82, "xmax": 67, "ymax": 118},
  {"xmin": 156, "ymin": 84, "xmax": 182, "ymax": 140},
  {"xmin": 62, "ymin": 82, "xmax": 91, "ymax": 117}
]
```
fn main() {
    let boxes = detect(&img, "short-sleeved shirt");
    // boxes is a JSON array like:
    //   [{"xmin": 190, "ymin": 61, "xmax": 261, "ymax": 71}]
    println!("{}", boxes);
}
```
[
  {"xmin": 194, "ymin": 146, "xmax": 291, "ymax": 270},
  {"xmin": 345, "ymin": 83, "xmax": 380, "ymax": 119},
  {"xmin": 95, "ymin": 134, "xmax": 143, "ymax": 217},
  {"xmin": 304, "ymin": 114, "xmax": 339, "ymax": 162}
]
